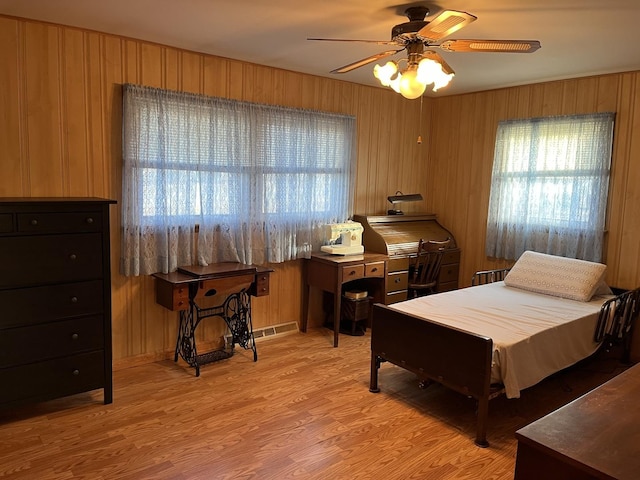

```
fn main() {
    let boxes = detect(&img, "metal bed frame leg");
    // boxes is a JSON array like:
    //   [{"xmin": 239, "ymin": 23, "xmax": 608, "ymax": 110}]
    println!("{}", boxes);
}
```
[
  {"xmin": 475, "ymin": 396, "xmax": 490, "ymax": 448},
  {"xmin": 369, "ymin": 353, "xmax": 381, "ymax": 393}
]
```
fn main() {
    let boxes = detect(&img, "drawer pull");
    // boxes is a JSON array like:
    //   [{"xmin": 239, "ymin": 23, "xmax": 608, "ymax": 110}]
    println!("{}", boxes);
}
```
[
  {"xmin": 69, "ymin": 254, "xmax": 77, "ymax": 261},
  {"xmin": 30, "ymin": 219, "xmax": 38, "ymax": 226},
  {"xmin": 348, "ymin": 270, "xmax": 356, "ymax": 276},
  {"xmin": 86, "ymin": 217, "xmax": 94, "ymax": 224},
  {"xmin": 71, "ymin": 296, "xmax": 78, "ymax": 303},
  {"xmin": 72, "ymin": 369, "xmax": 80, "ymax": 376},
  {"xmin": 71, "ymin": 333, "xmax": 79, "ymax": 340},
  {"xmin": 371, "ymin": 267, "xmax": 378, "ymax": 272},
  {"xmin": 395, "ymin": 278, "xmax": 401, "ymax": 283}
]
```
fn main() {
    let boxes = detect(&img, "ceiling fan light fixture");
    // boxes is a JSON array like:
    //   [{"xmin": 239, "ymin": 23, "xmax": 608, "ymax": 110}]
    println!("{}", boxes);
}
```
[
  {"xmin": 373, "ymin": 61, "xmax": 399, "ymax": 86},
  {"xmin": 417, "ymin": 57, "xmax": 455, "ymax": 92},
  {"xmin": 398, "ymin": 66, "xmax": 427, "ymax": 99}
]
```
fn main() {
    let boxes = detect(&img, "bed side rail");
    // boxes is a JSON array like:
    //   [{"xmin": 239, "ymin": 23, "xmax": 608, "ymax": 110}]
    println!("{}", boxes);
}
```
[
  {"xmin": 471, "ymin": 268, "xmax": 511, "ymax": 286},
  {"xmin": 594, "ymin": 287, "xmax": 640, "ymax": 363}
]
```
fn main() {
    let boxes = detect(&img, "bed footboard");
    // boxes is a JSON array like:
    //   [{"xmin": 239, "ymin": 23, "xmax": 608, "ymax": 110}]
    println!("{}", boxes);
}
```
[
  {"xmin": 370, "ymin": 303, "xmax": 493, "ymax": 447},
  {"xmin": 595, "ymin": 287, "xmax": 640, "ymax": 363}
]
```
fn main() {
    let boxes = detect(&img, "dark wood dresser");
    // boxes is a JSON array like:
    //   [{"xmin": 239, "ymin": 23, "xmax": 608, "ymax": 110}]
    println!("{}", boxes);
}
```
[
  {"xmin": 514, "ymin": 363, "xmax": 640, "ymax": 480},
  {"xmin": 0, "ymin": 198, "xmax": 116, "ymax": 408}
]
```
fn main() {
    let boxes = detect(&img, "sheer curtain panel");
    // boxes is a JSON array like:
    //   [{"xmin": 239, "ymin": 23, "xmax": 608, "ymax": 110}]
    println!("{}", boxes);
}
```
[
  {"xmin": 485, "ymin": 112, "xmax": 614, "ymax": 262},
  {"xmin": 121, "ymin": 84, "xmax": 356, "ymax": 276}
]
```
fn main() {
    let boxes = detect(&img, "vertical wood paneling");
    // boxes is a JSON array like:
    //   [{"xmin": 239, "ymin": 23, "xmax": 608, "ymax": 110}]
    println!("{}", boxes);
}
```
[
  {"xmin": 62, "ymin": 29, "xmax": 90, "ymax": 196},
  {"xmin": 0, "ymin": 17, "xmax": 22, "ymax": 196},
  {"xmin": 429, "ymin": 73, "xmax": 640, "ymax": 290},
  {"xmin": 24, "ymin": 22, "xmax": 63, "ymax": 195},
  {"xmin": 2, "ymin": 15, "xmax": 640, "ymax": 365}
]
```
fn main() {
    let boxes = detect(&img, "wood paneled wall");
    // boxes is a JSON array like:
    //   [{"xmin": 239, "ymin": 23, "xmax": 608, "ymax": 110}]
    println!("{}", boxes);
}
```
[
  {"xmin": 426, "ymin": 74, "xmax": 640, "ymax": 291},
  {"xmin": 2, "ymin": 15, "xmax": 640, "ymax": 365},
  {"xmin": 0, "ymin": 15, "xmax": 429, "ymax": 365}
]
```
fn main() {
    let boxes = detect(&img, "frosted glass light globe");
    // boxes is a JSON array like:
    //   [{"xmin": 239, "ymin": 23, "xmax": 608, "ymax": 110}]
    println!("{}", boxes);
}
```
[{"xmin": 398, "ymin": 69, "xmax": 427, "ymax": 99}]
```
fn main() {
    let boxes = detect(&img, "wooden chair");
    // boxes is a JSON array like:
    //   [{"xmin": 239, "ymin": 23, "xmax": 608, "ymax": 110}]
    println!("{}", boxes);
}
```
[{"xmin": 408, "ymin": 238, "xmax": 451, "ymax": 298}]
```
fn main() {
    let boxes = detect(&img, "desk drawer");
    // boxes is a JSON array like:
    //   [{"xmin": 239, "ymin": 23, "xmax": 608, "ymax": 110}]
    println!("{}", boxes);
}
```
[
  {"xmin": 252, "ymin": 272, "xmax": 270, "ymax": 297},
  {"xmin": 439, "ymin": 263, "xmax": 459, "ymax": 284},
  {"xmin": 442, "ymin": 249, "xmax": 460, "ymax": 265},
  {"xmin": 0, "ymin": 281, "xmax": 103, "ymax": 328},
  {"xmin": 0, "ymin": 315, "xmax": 104, "ymax": 368},
  {"xmin": 341, "ymin": 264, "xmax": 364, "ymax": 282},
  {"xmin": 386, "ymin": 290, "xmax": 408, "ymax": 304},
  {"xmin": 365, "ymin": 262, "xmax": 385, "ymax": 278},
  {"xmin": 387, "ymin": 271, "xmax": 408, "ymax": 292},
  {"xmin": 387, "ymin": 257, "xmax": 409, "ymax": 273}
]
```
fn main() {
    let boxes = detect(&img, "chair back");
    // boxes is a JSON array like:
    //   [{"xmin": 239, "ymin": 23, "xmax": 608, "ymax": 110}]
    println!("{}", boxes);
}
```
[{"xmin": 408, "ymin": 238, "xmax": 451, "ymax": 297}]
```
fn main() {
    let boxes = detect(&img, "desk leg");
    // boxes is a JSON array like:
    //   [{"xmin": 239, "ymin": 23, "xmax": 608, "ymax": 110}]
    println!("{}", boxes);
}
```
[
  {"xmin": 224, "ymin": 291, "xmax": 257, "ymax": 362},
  {"xmin": 333, "ymin": 293, "xmax": 340, "ymax": 348},
  {"xmin": 301, "ymin": 283, "xmax": 309, "ymax": 333},
  {"xmin": 175, "ymin": 306, "xmax": 201, "ymax": 376}
]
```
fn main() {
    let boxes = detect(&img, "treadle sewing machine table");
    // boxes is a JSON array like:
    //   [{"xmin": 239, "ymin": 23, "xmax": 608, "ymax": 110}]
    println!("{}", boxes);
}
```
[{"xmin": 152, "ymin": 263, "xmax": 272, "ymax": 376}]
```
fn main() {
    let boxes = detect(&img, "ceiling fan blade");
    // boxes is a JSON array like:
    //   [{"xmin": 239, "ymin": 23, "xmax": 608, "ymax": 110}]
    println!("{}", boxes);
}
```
[
  {"xmin": 308, "ymin": 38, "xmax": 400, "ymax": 46},
  {"xmin": 330, "ymin": 49, "xmax": 404, "ymax": 74},
  {"xmin": 417, "ymin": 10, "xmax": 477, "ymax": 42},
  {"xmin": 438, "ymin": 39, "xmax": 541, "ymax": 53}
]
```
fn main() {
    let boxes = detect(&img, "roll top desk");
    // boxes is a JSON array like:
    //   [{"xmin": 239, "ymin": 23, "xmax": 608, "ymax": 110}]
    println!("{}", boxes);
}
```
[{"xmin": 353, "ymin": 214, "xmax": 460, "ymax": 304}]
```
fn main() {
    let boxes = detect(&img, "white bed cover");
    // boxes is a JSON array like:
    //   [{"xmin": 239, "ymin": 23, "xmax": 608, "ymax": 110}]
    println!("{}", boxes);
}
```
[{"xmin": 389, "ymin": 282, "xmax": 612, "ymax": 398}]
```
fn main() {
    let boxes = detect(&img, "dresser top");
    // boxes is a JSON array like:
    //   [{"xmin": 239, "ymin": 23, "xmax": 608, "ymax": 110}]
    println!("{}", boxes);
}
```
[{"xmin": 0, "ymin": 197, "xmax": 116, "ymax": 205}]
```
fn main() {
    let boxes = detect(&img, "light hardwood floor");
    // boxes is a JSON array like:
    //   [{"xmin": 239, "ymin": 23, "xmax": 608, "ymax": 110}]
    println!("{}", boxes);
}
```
[{"xmin": 0, "ymin": 328, "xmax": 629, "ymax": 480}]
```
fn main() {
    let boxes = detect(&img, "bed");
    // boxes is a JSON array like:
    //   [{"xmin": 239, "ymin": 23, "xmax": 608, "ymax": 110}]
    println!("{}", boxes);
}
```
[{"xmin": 369, "ymin": 251, "xmax": 640, "ymax": 447}]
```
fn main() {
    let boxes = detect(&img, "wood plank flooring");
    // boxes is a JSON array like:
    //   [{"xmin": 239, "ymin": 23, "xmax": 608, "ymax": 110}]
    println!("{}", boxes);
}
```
[{"xmin": 0, "ymin": 328, "xmax": 630, "ymax": 480}]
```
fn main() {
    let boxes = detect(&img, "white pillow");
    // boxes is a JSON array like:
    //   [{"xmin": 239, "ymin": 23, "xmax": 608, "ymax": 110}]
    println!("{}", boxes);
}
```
[{"xmin": 504, "ymin": 251, "xmax": 607, "ymax": 302}]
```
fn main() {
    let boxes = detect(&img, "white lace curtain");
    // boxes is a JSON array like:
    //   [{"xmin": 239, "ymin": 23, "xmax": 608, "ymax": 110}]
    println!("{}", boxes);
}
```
[
  {"xmin": 121, "ymin": 84, "xmax": 356, "ymax": 276},
  {"xmin": 486, "ymin": 112, "xmax": 614, "ymax": 262}
]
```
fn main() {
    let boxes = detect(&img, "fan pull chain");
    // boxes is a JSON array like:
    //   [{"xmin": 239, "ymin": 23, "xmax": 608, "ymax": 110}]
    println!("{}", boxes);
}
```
[{"xmin": 417, "ymin": 95, "xmax": 423, "ymax": 144}]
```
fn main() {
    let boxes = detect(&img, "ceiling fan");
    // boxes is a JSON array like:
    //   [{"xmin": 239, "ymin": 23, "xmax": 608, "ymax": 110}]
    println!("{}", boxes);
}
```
[{"xmin": 308, "ymin": 6, "xmax": 541, "ymax": 98}]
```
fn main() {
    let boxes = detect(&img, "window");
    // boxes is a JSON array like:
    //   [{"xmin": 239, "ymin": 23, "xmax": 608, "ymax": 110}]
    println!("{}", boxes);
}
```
[
  {"xmin": 485, "ymin": 112, "xmax": 614, "ymax": 262},
  {"xmin": 121, "ymin": 84, "xmax": 356, "ymax": 275}
]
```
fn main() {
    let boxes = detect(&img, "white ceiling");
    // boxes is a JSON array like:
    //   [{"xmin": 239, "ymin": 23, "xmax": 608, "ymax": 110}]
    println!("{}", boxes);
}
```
[{"xmin": 1, "ymin": 0, "xmax": 640, "ymax": 97}]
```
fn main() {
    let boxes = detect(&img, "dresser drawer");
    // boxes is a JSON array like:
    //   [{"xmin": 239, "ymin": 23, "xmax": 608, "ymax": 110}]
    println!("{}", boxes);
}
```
[
  {"xmin": 17, "ymin": 211, "xmax": 103, "ymax": 234},
  {"xmin": 341, "ymin": 264, "xmax": 365, "ymax": 281},
  {"xmin": 0, "ymin": 351, "xmax": 105, "ymax": 405},
  {"xmin": 0, "ymin": 280, "xmax": 104, "ymax": 328},
  {"xmin": 365, "ymin": 261, "xmax": 385, "ymax": 278},
  {"xmin": 0, "ymin": 315, "xmax": 104, "ymax": 368},
  {"xmin": 0, "ymin": 233, "xmax": 103, "ymax": 288},
  {"xmin": 0, "ymin": 213, "xmax": 13, "ymax": 233}
]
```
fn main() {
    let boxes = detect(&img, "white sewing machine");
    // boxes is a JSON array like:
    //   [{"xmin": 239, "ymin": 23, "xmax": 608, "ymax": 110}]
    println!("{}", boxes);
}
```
[{"xmin": 320, "ymin": 221, "xmax": 365, "ymax": 255}]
